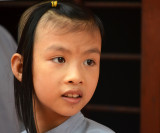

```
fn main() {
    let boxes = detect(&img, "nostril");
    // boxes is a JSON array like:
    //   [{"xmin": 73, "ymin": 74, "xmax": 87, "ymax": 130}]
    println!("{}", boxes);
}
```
[
  {"xmin": 68, "ymin": 81, "xmax": 73, "ymax": 83},
  {"xmin": 68, "ymin": 80, "xmax": 83, "ymax": 84}
]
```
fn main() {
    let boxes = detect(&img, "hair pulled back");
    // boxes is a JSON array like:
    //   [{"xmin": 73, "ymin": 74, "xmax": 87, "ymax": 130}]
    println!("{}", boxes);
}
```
[{"xmin": 14, "ymin": 1, "xmax": 104, "ymax": 133}]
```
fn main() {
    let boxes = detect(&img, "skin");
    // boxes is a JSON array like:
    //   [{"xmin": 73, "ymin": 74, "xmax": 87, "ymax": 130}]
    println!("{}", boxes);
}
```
[
  {"xmin": 32, "ymin": 24, "xmax": 102, "ymax": 132},
  {"xmin": 12, "ymin": 21, "xmax": 102, "ymax": 133}
]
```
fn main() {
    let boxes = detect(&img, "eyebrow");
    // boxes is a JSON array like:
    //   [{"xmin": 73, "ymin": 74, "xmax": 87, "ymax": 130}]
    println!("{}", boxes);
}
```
[
  {"xmin": 83, "ymin": 48, "xmax": 101, "ymax": 55},
  {"xmin": 46, "ymin": 45, "xmax": 71, "ymax": 53},
  {"xmin": 46, "ymin": 45, "xmax": 101, "ymax": 55}
]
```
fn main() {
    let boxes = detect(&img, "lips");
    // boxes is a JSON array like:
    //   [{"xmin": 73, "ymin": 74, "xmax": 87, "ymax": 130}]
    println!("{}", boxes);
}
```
[
  {"xmin": 63, "ymin": 94, "xmax": 81, "ymax": 98},
  {"xmin": 62, "ymin": 90, "xmax": 82, "ymax": 104},
  {"xmin": 62, "ymin": 90, "xmax": 82, "ymax": 97}
]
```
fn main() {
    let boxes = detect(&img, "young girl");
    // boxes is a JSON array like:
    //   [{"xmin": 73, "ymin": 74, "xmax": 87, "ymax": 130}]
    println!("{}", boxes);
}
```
[{"xmin": 11, "ymin": 1, "xmax": 115, "ymax": 133}]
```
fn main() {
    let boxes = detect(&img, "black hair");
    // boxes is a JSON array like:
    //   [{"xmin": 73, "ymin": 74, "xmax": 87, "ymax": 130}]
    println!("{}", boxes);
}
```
[{"xmin": 14, "ymin": 1, "xmax": 104, "ymax": 133}]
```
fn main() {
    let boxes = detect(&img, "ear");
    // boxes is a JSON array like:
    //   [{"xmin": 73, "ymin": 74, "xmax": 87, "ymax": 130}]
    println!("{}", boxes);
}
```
[{"xmin": 11, "ymin": 53, "xmax": 23, "ymax": 82}]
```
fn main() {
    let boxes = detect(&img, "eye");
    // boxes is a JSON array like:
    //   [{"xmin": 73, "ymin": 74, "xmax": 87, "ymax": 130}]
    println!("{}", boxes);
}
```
[
  {"xmin": 84, "ymin": 59, "xmax": 96, "ymax": 66},
  {"xmin": 52, "ymin": 57, "xmax": 65, "ymax": 63}
]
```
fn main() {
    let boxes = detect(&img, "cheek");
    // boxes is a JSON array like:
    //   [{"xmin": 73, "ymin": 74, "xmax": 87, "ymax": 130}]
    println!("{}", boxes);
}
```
[
  {"xmin": 33, "ymin": 68, "xmax": 57, "ymax": 92},
  {"xmin": 32, "ymin": 64, "xmax": 54, "ymax": 97},
  {"xmin": 33, "ymin": 73, "xmax": 50, "ymax": 102},
  {"xmin": 32, "ymin": 71, "xmax": 59, "ymax": 108},
  {"xmin": 85, "ymin": 69, "xmax": 99, "ymax": 99}
]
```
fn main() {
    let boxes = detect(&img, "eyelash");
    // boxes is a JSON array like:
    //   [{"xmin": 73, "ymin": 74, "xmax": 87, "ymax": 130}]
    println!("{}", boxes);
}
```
[
  {"xmin": 52, "ymin": 57, "xmax": 65, "ymax": 64},
  {"xmin": 84, "ymin": 59, "xmax": 96, "ymax": 66},
  {"xmin": 52, "ymin": 57, "xmax": 96, "ymax": 66}
]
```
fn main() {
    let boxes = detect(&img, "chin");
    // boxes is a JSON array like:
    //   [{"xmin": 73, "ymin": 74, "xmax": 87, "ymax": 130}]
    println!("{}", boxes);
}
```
[{"xmin": 57, "ymin": 106, "xmax": 83, "ymax": 117}]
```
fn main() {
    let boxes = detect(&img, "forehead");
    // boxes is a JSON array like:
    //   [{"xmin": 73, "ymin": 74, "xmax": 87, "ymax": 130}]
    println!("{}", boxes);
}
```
[
  {"xmin": 34, "ymin": 20, "xmax": 101, "ymax": 55},
  {"xmin": 35, "ymin": 23, "xmax": 101, "ymax": 45},
  {"xmin": 35, "ymin": 24, "xmax": 101, "ymax": 47},
  {"xmin": 33, "ymin": 30, "xmax": 101, "ymax": 59}
]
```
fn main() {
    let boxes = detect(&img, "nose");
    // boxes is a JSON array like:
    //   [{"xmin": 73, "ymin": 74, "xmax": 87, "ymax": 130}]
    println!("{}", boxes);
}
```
[{"xmin": 64, "ymin": 65, "xmax": 83, "ymax": 85}]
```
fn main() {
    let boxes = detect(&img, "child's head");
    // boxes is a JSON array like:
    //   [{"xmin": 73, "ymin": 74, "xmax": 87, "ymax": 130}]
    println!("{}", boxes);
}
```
[{"xmin": 11, "ymin": 1, "xmax": 103, "ymax": 132}]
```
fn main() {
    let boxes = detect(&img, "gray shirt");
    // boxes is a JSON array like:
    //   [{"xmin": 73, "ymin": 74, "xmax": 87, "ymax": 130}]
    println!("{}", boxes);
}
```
[
  {"xmin": 0, "ymin": 25, "xmax": 20, "ymax": 133},
  {"xmin": 22, "ymin": 112, "xmax": 115, "ymax": 133}
]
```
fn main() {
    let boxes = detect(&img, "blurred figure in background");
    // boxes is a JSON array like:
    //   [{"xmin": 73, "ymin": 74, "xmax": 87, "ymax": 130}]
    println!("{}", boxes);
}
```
[{"xmin": 0, "ymin": 25, "xmax": 20, "ymax": 133}]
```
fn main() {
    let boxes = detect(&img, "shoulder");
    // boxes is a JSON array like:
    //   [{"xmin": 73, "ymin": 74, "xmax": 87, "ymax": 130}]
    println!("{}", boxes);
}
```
[{"xmin": 83, "ymin": 117, "xmax": 115, "ymax": 133}]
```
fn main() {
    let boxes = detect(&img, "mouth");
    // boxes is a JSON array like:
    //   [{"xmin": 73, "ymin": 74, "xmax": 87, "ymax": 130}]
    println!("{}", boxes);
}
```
[
  {"xmin": 62, "ymin": 90, "xmax": 82, "ymax": 104},
  {"xmin": 62, "ymin": 94, "xmax": 82, "ymax": 98}
]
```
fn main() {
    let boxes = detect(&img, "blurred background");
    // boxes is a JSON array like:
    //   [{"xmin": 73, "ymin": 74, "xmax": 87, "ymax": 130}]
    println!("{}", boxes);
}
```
[{"xmin": 0, "ymin": 0, "xmax": 159, "ymax": 133}]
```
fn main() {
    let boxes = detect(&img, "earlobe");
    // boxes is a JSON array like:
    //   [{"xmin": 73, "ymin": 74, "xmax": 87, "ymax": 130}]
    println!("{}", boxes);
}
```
[{"xmin": 11, "ymin": 53, "xmax": 23, "ymax": 82}]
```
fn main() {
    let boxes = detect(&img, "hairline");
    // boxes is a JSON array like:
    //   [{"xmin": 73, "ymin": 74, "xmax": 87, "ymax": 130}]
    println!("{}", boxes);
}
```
[{"xmin": 34, "ymin": 9, "xmax": 100, "ymax": 42}]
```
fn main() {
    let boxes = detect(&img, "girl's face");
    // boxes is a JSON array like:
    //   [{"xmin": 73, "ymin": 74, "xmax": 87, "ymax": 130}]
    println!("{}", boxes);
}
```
[{"xmin": 32, "ymin": 24, "xmax": 101, "ymax": 119}]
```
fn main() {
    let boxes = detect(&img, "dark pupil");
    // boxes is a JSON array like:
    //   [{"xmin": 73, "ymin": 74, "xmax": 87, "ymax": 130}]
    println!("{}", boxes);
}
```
[
  {"xmin": 87, "ymin": 60, "xmax": 93, "ymax": 65},
  {"xmin": 58, "ymin": 57, "xmax": 65, "ymax": 63}
]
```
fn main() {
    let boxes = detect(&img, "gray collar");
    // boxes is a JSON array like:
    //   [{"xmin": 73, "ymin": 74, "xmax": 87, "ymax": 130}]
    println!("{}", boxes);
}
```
[{"xmin": 46, "ymin": 112, "xmax": 84, "ymax": 133}]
